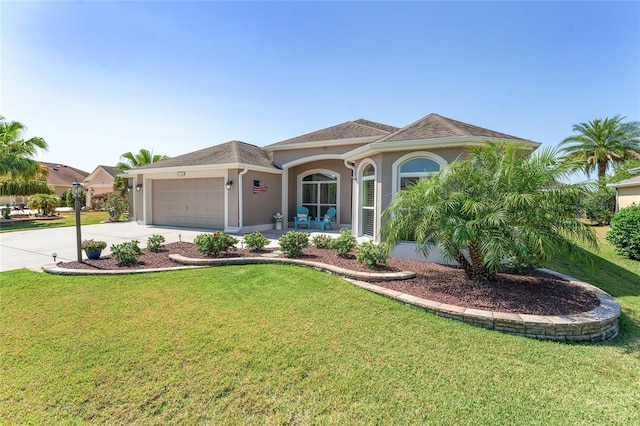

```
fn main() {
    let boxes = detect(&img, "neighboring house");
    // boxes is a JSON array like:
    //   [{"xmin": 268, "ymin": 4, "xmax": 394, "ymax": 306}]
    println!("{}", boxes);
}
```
[
  {"xmin": 0, "ymin": 162, "xmax": 89, "ymax": 206},
  {"xmin": 608, "ymin": 167, "xmax": 640, "ymax": 210},
  {"xmin": 39, "ymin": 162, "xmax": 90, "ymax": 197},
  {"xmin": 83, "ymin": 165, "xmax": 117, "ymax": 208},
  {"xmin": 123, "ymin": 113, "xmax": 538, "ymax": 257}
]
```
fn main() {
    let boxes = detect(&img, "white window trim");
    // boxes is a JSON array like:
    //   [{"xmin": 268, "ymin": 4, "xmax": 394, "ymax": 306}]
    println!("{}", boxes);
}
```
[
  {"xmin": 356, "ymin": 159, "xmax": 377, "ymax": 238},
  {"xmin": 391, "ymin": 152, "xmax": 447, "ymax": 194},
  {"xmin": 296, "ymin": 168, "xmax": 340, "ymax": 224}
]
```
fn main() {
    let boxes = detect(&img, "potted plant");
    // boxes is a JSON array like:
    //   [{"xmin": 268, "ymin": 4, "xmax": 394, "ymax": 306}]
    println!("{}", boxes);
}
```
[
  {"xmin": 273, "ymin": 212, "xmax": 284, "ymax": 230},
  {"xmin": 81, "ymin": 239, "xmax": 107, "ymax": 260}
]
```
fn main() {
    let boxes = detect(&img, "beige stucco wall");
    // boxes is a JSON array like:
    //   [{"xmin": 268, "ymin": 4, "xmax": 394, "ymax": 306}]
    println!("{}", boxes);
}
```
[
  {"xmin": 85, "ymin": 168, "xmax": 115, "ymax": 207},
  {"xmin": 350, "ymin": 147, "xmax": 469, "ymax": 240},
  {"xmin": 270, "ymin": 143, "xmax": 367, "ymax": 167},
  {"xmin": 617, "ymin": 186, "xmax": 640, "ymax": 210},
  {"xmin": 242, "ymin": 171, "xmax": 281, "ymax": 227}
]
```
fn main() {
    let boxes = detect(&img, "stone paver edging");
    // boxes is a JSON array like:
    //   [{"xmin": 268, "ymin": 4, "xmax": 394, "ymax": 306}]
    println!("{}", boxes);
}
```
[
  {"xmin": 42, "ymin": 257, "xmax": 620, "ymax": 342},
  {"xmin": 43, "ymin": 263, "xmax": 204, "ymax": 275},
  {"xmin": 345, "ymin": 267, "xmax": 620, "ymax": 343}
]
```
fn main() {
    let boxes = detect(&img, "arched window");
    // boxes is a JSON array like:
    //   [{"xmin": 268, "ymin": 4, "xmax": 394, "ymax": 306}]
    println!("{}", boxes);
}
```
[
  {"xmin": 398, "ymin": 157, "xmax": 440, "ymax": 190},
  {"xmin": 301, "ymin": 172, "xmax": 337, "ymax": 220}
]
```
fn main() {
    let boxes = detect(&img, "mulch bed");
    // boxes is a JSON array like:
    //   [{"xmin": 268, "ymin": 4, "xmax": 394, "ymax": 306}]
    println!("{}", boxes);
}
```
[{"xmin": 57, "ymin": 242, "xmax": 600, "ymax": 316}]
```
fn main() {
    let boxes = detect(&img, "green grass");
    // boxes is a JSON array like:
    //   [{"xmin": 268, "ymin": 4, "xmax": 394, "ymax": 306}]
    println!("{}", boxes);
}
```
[
  {"xmin": 1, "ymin": 233, "xmax": 639, "ymax": 424},
  {"xmin": 0, "ymin": 211, "xmax": 110, "ymax": 233}
]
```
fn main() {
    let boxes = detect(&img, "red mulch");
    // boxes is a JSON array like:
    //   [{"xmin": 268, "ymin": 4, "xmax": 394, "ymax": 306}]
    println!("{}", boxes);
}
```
[{"xmin": 57, "ymin": 242, "xmax": 600, "ymax": 316}]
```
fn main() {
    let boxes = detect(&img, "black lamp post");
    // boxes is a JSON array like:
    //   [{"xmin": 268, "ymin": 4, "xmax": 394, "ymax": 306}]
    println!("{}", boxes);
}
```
[{"xmin": 72, "ymin": 180, "xmax": 83, "ymax": 262}]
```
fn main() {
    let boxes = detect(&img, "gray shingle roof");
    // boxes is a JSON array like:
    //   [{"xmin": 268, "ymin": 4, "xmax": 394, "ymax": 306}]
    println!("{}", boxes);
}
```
[
  {"xmin": 352, "ymin": 119, "xmax": 399, "ymax": 134},
  {"xmin": 97, "ymin": 165, "xmax": 117, "ymax": 178},
  {"xmin": 610, "ymin": 175, "xmax": 640, "ymax": 187},
  {"xmin": 267, "ymin": 119, "xmax": 398, "ymax": 147},
  {"xmin": 377, "ymin": 113, "xmax": 528, "ymax": 143},
  {"xmin": 136, "ymin": 140, "xmax": 275, "ymax": 170}
]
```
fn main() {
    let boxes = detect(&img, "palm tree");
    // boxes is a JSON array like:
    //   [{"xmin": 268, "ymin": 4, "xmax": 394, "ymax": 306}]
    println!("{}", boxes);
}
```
[
  {"xmin": 0, "ymin": 116, "xmax": 48, "ymax": 181},
  {"xmin": 560, "ymin": 115, "xmax": 640, "ymax": 187},
  {"xmin": 114, "ymin": 148, "xmax": 170, "ymax": 195},
  {"xmin": 382, "ymin": 140, "xmax": 597, "ymax": 281},
  {"xmin": 116, "ymin": 149, "xmax": 170, "ymax": 171}
]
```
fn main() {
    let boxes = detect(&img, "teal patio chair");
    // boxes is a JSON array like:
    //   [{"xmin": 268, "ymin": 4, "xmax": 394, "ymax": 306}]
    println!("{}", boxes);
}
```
[
  {"xmin": 314, "ymin": 207, "xmax": 336, "ymax": 231},
  {"xmin": 294, "ymin": 206, "xmax": 311, "ymax": 229}
]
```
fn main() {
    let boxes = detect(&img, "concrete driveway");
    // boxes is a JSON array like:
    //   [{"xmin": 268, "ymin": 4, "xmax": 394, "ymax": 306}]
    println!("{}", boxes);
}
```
[{"xmin": 0, "ymin": 222, "xmax": 226, "ymax": 272}]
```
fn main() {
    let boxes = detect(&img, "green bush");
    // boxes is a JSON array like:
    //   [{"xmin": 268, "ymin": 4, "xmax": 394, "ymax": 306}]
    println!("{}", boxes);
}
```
[
  {"xmin": 312, "ymin": 234, "xmax": 333, "ymax": 249},
  {"xmin": 607, "ymin": 204, "xmax": 640, "ymax": 260},
  {"xmin": 243, "ymin": 232, "xmax": 270, "ymax": 251},
  {"xmin": 583, "ymin": 190, "xmax": 616, "ymax": 225},
  {"xmin": 110, "ymin": 240, "xmax": 144, "ymax": 266},
  {"xmin": 331, "ymin": 229, "xmax": 357, "ymax": 257},
  {"xmin": 65, "ymin": 188, "xmax": 87, "ymax": 208},
  {"xmin": 278, "ymin": 231, "xmax": 309, "ymax": 258},
  {"xmin": 146, "ymin": 234, "xmax": 166, "ymax": 252},
  {"xmin": 27, "ymin": 193, "xmax": 59, "ymax": 216},
  {"xmin": 105, "ymin": 193, "xmax": 128, "ymax": 222},
  {"xmin": 3, "ymin": 204, "xmax": 10, "ymax": 220},
  {"xmin": 193, "ymin": 232, "xmax": 238, "ymax": 257},
  {"xmin": 355, "ymin": 241, "xmax": 389, "ymax": 269}
]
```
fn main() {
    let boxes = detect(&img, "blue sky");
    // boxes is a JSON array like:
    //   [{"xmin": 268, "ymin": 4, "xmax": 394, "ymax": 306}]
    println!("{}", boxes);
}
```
[{"xmin": 2, "ymin": 1, "xmax": 639, "ymax": 180}]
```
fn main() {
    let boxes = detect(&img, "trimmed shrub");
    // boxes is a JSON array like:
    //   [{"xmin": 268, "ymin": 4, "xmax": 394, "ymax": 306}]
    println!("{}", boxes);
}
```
[
  {"xmin": 355, "ymin": 241, "xmax": 389, "ymax": 269},
  {"xmin": 312, "ymin": 234, "xmax": 333, "ymax": 249},
  {"xmin": 146, "ymin": 234, "xmax": 166, "ymax": 252},
  {"xmin": 3, "ymin": 204, "xmax": 10, "ymax": 220},
  {"xmin": 111, "ymin": 240, "xmax": 144, "ymax": 266},
  {"xmin": 331, "ymin": 229, "xmax": 357, "ymax": 257},
  {"xmin": 88, "ymin": 192, "xmax": 106, "ymax": 210},
  {"xmin": 243, "ymin": 232, "xmax": 270, "ymax": 251},
  {"xmin": 607, "ymin": 204, "xmax": 640, "ymax": 260},
  {"xmin": 583, "ymin": 190, "xmax": 616, "ymax": 225},
  {"xmin": 104, "ymin": 193, "xmax": 128, "ymax": 222},
  {"xmin": 193, "ymin": 232, "xmax": 238, "ymax": 257},
  {"xmin": 278, "ymin": 231, "xmax": 309, "ymax": 258},
  {"xmin": 27, "ymin": 193, "xmax": 59, "ymax": 216}
]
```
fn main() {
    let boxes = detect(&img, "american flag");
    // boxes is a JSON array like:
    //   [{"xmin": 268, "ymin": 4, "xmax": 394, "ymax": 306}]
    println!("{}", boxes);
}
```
[{"xmin": 253, "ymin": 180, "xmax": 267, "ymax": 193}]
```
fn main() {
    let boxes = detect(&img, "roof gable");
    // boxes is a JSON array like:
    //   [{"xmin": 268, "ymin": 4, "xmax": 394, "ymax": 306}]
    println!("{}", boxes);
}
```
[
  {"xmin": 377, "ymin": 113, "xmax": 527, "ymax": 143},
  {"xmin": 267, "ymin": 119, "xmax": 398, "ymax": 147},
  {"xmin": 137, "ymin": 140, "xmax": 275, "ymax": 170}
]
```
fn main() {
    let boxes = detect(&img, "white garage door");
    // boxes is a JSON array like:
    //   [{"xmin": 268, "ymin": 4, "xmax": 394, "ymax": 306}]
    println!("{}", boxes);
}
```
[{"xmin": 152, "ymin": 178, "xmax": 224, "ymax": 228}]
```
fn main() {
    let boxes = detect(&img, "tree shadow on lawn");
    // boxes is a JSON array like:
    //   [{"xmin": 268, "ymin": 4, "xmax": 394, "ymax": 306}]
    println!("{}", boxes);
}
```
[{"xmin": 545, "ymin": 251, "xmax": 639, "ymax": 354}]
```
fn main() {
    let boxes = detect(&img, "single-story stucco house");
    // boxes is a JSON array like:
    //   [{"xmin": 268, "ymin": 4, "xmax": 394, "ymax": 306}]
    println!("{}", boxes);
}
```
[
  {"xmin": 608, "ymin": 166, "xmax": 640, "ymax": 211},
  {"xmin": 0, "ymin": 162, "xmax": 89, "ymax": 206},
  {"xmin": 122, "ymin": 113, "xmax": 539, "ymax": 256},
  {"xmin": 83, "ymin": 165, "xmax": 117, "ymax": 208}
]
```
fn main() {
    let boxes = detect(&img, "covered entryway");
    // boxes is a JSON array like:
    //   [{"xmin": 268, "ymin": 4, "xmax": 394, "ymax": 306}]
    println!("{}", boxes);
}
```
[{"xmin": 151, "ymin": 178, "xmax": 224, "ymax": 228}]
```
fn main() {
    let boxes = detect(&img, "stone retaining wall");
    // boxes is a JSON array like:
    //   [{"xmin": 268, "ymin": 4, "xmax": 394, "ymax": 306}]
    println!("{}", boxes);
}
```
[{"xmin": 346, "ymin": 268, "xmax": 620, "ymax": 343}]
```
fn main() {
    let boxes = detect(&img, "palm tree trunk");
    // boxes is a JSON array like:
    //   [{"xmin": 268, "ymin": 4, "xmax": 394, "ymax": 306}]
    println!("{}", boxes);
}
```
[
  {"xmin": 469, "ymin": 242, "xmax": 494, "ymax": 281},
  {"xmin": 597, "ymin": 160, "xmax": 608, "ymax": 188},
  {"xmin": 455, "ymin": 252, "xmax": 474, "ymax": 278}
]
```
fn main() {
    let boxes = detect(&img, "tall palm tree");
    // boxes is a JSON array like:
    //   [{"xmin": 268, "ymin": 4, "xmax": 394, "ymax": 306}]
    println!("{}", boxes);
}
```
[
  {"xmin": 114, "ymin": 148, "xmax": 170, "ymax": 194},
  {"xmin": 560, "ymin": 115, "xmax": 640, "ymax": 187},
  {"xmin": 0, "ymin": 116, "xmax": 48, "ymax": 181},
  {"xmin": 116, "ymin": 148, "xmax": 170, "ymax": 171},
  {"xmin": 382, "ymin": 140, "xmax": 597, "ymax": 281}
]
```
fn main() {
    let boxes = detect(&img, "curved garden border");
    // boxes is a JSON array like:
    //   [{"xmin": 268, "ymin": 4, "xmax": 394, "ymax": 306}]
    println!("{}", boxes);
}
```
[{"xmin": 42, "ymin": 257, "xmax": 620, "ymax": 343}]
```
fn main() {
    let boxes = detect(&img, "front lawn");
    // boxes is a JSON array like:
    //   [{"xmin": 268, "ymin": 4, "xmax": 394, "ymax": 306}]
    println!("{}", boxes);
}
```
[
  {"xmin": 0, "ymin": 211, "xmax": 110, "ymax": 233},
  {"xmin": 1, "ymin": 256, "xmax": 639, "ymax": 424}
]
